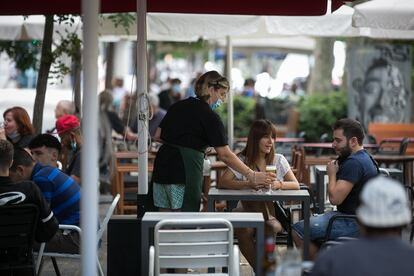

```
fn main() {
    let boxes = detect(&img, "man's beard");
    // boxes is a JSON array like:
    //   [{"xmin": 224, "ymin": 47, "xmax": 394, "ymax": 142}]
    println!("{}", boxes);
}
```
[{"xmin": 337, "ymin": 143, "xmax": 352, "ymax": 164}]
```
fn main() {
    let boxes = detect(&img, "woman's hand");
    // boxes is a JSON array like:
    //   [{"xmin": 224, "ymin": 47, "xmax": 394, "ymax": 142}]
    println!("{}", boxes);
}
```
[{"xmin": 272, "ymin": 180, "xmax": 282, "ymax": 190}]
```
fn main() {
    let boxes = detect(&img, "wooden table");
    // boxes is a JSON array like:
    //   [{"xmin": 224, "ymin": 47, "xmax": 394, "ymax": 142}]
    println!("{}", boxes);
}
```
[
  {"xmin": 141, "ymin": 212, "xmax": 264, "ymax": 276},
  {"xmin": 207, "ymin": 188, "xmax": 311, "ymax": 262},
  {"xmin": 112, "ymin": 151, "xmax": 154, "ymax": 214}
]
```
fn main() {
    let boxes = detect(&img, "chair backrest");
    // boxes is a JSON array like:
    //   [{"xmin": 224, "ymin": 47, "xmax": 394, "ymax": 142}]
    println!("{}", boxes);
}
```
[
  {"xmin": 0, "ymin": 204, "xmax": 39, "ymax": 274},
  {"xmin": 153, "ymin": 218, "xmax": 234, "ymax": 275},
  {"xmin": 98, "ymin": 193, "xmax": 120, "ymax": 241}
]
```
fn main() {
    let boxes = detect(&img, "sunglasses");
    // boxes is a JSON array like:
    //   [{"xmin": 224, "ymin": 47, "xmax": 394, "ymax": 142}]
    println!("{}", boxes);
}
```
[{"xmin": 208, "ymin": 77, "xmax": 229, "ymax": 90}]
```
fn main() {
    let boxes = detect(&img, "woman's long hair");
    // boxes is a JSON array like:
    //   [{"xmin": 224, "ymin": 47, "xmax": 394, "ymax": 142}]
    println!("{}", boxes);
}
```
[
  {"xmin": 3, "ymin": 106, "xmax": 35, "ymax": 136},
  {"xmin": 241, "ymin": 119, "xmax": 276, "ymax": 170}
]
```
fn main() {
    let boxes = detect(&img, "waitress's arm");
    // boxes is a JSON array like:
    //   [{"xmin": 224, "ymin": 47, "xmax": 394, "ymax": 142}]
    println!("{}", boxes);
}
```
[
  {"xmin": 219, "ymin": 168, "xmax": 264, "ymax": 190},
  {"xmin": 153, "ymin": 127, "xmax": 162, "ymax": 142},
  {"xmin": 215, "ymin": 145, "xmax": 273, "ymax": 184}
]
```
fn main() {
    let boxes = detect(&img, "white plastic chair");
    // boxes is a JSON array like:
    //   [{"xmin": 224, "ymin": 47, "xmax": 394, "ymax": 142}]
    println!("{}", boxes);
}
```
[
  {"xmin": 149, "ymin": 218, "xmax": 240, "ymax": 276},
  {"xmin": 36, "ymin": 194, "xmax": 120, "ymax": 276}
]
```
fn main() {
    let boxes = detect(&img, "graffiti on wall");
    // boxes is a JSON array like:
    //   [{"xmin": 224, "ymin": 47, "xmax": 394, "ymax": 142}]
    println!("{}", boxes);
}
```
[{"xmin": 347, "ymin": 43, "xmax": 412, "ymax": 131}]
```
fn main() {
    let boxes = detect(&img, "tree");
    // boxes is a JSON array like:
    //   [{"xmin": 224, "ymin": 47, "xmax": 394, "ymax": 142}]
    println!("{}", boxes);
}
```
[{"xmin": 307, "ymin": 38, "xmax": 335, "ymax": 95}]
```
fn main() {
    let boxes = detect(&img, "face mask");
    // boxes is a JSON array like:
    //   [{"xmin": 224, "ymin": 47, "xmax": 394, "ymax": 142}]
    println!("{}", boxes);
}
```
[
  {"xmin": 7, "ymin": 130, "xmax": 20, "ymax": 140},
  {"xmin": 210, "ymin": 99, "xmax": 223, "ymax": 110},
  {"xmin": 172, "ymin": 84, "xmax": 181, "ymax": 94},
  {"xmin": 71, "ymin": 140, "xmax": 77, "ymax": 152}
]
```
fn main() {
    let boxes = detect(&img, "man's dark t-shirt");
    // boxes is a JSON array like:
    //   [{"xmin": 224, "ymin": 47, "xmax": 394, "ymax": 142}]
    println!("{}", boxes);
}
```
[
  {"xmin": 336, "ymin": 150, "xmax": 378, "ymax": 214},
  {"xmin": 311, "ymin": 237, "xmax": 414, "ymax": 276},
  {"xmin": 0, "ymin": 176, "xmax": 58, "ymax": 242}
]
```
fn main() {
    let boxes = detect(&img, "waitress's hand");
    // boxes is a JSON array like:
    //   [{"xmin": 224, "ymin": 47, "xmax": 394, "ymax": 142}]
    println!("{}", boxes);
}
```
[
  {"xmin": 248, "ymin": 171, "xmax": 276, "ymax": 185},
  {"xmin": 248, "ymin": 181, "xmax": 266, "ymax": 191}
]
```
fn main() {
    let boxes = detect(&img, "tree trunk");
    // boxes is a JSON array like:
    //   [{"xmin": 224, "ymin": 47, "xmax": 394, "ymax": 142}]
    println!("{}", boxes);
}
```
[
  {"xmin": 105, "ymin": 42, "xmax": 115, "ymax": 90},
  {"xmin": 73, "ymin": 45, "xmax": 82, "ymax": 117},
  {"xmin": 308, "ymin": 38, "xmax": 335, "ymax": 95},
  {"xmin": 33, "ymin": 15, "xmax": 54, "ymax": 134}
]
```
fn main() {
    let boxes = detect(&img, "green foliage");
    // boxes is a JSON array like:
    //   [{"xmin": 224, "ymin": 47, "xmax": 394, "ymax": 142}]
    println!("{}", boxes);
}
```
[
  {"xmin": 0, "ymin": 15, "xmax": 82, "ymax": 83},
  {"xmin": 215, "ymin": 95, "xmax": 256, "ymax": 138},
  {"xmin": 298, "ymin": 91, "xmax": 347, "ymax": 142},
  {"xmin": 0, "ymin": 41, "xmax": 40, "ymax": 71},
  {"xmin": 106, "ymin": 13, "xmax": 135, "ymax": 36}
]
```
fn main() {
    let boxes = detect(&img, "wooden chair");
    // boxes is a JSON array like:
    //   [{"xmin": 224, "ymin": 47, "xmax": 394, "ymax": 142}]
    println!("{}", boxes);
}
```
[
  {"xmin": 112, "ymin": 151, "xmax": 154, "ymax": 214},
  {"xmin": 0, "ymin": 204, "xmax": 39, "ymax": 276}
]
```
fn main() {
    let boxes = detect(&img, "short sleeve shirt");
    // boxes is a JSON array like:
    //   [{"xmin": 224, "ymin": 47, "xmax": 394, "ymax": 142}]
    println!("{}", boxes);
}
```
[
  {"xmin": 336, "ymin": 150, "xmax": 378, "ymax": 214},
  {"xmin": 159, "ymin": 97, "xmax": 227, "ymax": 151},
  {"xmin": 230, "ymin": 154, "xmax": 291, "ymax": 180}
]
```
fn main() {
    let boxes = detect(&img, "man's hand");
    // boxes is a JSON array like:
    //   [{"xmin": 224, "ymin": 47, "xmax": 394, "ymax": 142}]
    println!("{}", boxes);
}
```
[
  {"xmin": 327, "ymin": 160, "xmax": 339, "ymax": 176},
  {"xmin": 0, "ymin": 126, "xmax": 6, "ymax": 140}
]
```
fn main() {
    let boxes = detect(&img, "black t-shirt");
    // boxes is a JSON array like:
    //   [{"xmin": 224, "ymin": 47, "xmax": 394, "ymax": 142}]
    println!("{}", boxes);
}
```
[
  {"xmin": 160, "ymin": 97, "xmax": 227, "ymax": 151},
  {"xmin": 0, "ymin": 176, "xmax": 58, "ymax": 242},
  {"xmin": 311, "ymin": 237, "xmax": 414, "ymax": 276},
  {"xmin": 153, "ymin": 97, "xmax": 227, "ymax": 184},
  {"xmin": 336, "ymin": 150, "xmax": 378, "ymax": 214}
]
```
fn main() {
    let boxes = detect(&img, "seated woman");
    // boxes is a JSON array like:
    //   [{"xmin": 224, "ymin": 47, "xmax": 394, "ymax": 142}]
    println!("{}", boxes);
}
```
[
  {"xmin": 1, "ymin": 106, "xmax": 35, "ymax": 148},
  {"xmin": 219, "ymin": 119, "xmax": 299, "ymax": 269}
]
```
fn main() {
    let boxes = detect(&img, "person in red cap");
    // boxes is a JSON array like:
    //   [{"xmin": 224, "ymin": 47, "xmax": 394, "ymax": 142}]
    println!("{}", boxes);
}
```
[{"xmin": 56, "ymin": 115, "xmax": 82, "ymax": 184}]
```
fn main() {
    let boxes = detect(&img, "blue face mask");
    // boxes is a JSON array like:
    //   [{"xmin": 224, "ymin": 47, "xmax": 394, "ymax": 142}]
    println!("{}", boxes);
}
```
[
  {"xmin": 210, "ymin": 99, "xmax": 223, "ymax": 110},
  {"xmin": 172, "ymin": 84, "xmax": 181, "ymax": 94},
  {"xmin": 71, "ymin": 140, "xmax": 77, "ymax": 152}
]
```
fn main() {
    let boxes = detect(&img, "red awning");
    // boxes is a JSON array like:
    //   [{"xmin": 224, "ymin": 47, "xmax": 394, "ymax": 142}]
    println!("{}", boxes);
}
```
[{"xmin": 0, "ymin": 0, "xmax": 348, "ymax": 16}]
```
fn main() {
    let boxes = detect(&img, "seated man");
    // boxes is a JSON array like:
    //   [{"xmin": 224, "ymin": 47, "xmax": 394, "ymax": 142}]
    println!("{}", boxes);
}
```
[
  {"xmin": 292, "ymin": 118, "xmax": 378, "ymax": 259},
  {"xmin": 28, "ymin": 133, "xmax": 62, "ymax": 169},
  {"xmin": 0, "ymin": 140, "xmax": 58, "ymax": 243},
  {"xmin": 9, "ymin": 147, "xmax": 81, "ymax": 253},
  {"xmin": 311, "ymin": 176, "xmax": 414, "ymax": 276}
]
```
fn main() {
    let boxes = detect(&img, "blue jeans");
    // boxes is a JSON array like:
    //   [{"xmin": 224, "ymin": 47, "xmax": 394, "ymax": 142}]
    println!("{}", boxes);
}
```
[{"xmin": 292, "ymin": 211, "xmax": 359, "ymax": 241}]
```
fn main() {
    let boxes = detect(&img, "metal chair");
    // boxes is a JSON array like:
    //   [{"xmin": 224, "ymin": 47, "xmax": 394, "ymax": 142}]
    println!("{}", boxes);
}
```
[
  {"xmin": 36, "ymin": 194, "xmax": 120, "ymax": 276},
  {"xmin": 0, "ymin": 204, "xmax": 39, "ymax": 276},
  {"xmin": 149, "ymin": 218, "xmax": 240, "ymax": 276}
]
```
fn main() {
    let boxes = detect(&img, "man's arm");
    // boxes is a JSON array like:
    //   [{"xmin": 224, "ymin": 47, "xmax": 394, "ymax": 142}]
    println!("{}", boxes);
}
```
[
  {"xmin": 32, "ymin": 184, "xmax": 58, "ymax": 242},
  {"xmin": 327, "ymin": 160, "xmax": 354, "ymax": 205}
]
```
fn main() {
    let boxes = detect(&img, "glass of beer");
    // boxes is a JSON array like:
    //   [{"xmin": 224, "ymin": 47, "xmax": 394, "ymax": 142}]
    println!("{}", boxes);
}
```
[{"xmin": 265, "ymin": 165, "xmax": 277, "ymax": 194}]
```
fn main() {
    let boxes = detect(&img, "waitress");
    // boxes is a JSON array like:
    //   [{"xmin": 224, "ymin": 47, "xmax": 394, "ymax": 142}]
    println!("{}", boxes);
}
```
[{"xmin": 152, "ymin": 71, "xmax": 274, "ymax": 212}]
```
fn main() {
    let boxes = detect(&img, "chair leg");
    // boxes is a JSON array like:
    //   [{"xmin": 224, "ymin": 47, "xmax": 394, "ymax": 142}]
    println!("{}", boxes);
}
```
[
  {"xmin": 97, "ymin": 256, "xmax": 104, "ymax": 276},
  {"xmin": 51, "ymin": 257, "xmax": 61, "ymax": 276},
  {"xmin": 36, "ymin": 243, "xmax": 46, "ymax": 275}
]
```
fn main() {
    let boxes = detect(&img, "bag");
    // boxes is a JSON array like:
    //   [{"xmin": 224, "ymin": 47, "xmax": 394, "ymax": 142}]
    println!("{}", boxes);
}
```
[{"xmin": 273, "ymin": 201, "xmax": 291, "ymax": 232}]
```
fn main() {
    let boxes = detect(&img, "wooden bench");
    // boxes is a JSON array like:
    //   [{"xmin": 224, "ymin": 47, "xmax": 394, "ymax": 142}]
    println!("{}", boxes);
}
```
[{"xmin": 368, "ymin": 123, "xmax": 414, "ymax": 155}]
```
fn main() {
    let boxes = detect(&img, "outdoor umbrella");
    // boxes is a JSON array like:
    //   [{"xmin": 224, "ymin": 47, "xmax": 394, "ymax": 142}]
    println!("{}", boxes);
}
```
[
  {"xmin": 353, "ymin": 0, "xmax": 414, "ymax": 31},
  {"xmin": 0, "ymin": 15, "xmax": 81, "ymax": 40}
]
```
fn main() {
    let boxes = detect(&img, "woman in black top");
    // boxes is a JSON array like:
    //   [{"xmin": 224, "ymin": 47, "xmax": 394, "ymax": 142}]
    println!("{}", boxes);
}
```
[
  {"xmin": 152, "ymin": 71, "xmax": 275, "ymax": 212},
  {"xmin": 1, "ymin": 106, "xmax": 35, "ymax": 148}
]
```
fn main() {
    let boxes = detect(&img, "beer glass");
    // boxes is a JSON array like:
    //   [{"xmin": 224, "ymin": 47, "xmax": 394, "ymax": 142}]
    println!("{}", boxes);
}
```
[{"xmin": 265, "ymin": 165, "xmax": 277, "ymax": 194}]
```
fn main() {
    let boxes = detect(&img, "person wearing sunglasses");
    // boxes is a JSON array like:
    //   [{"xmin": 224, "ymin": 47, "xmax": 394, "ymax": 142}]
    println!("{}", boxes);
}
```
[{"xmin": 152, "ymin": 70, "xmax": 275, "ymax": 213}]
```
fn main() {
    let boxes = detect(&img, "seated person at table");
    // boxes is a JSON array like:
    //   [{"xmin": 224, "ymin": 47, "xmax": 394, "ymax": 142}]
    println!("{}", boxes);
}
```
[
  {"xmin": 310, "ymin": 176, "xmax": 414, "ymax": 276},
  {"xmin": 28, "ymin": 133, "xmax": 62, "ymax": 169},
  {"xmin": 219, "ymin": 119, "xmax": 299, "ymax": 269},
  {"xmin": 292, "ymin": 118, "xmax": 378, "ymax": 259},
  {"xmin": 0, "ymin": 140, "xmax": 58, "ymax": 243},
  {"xmin": 9, "ymin": 147, "xmax": 81, "ymax": 253}
]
